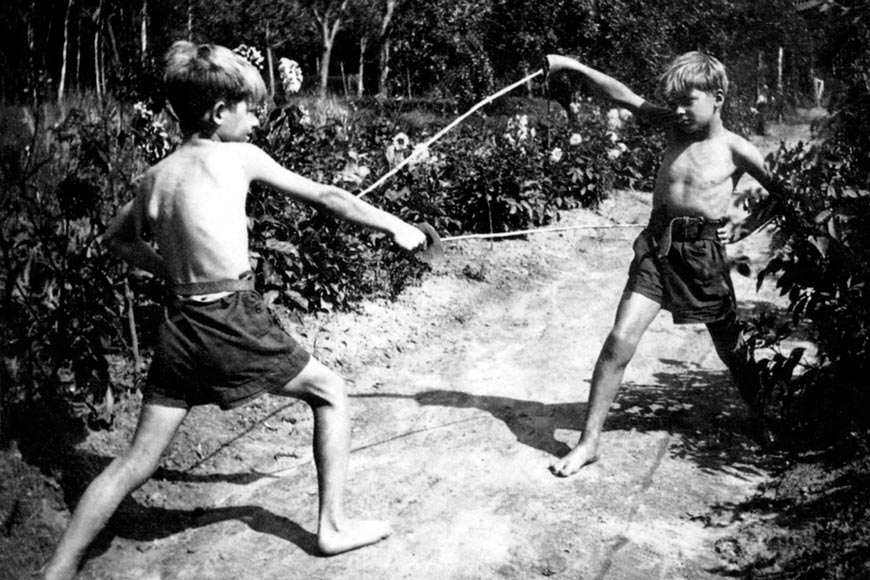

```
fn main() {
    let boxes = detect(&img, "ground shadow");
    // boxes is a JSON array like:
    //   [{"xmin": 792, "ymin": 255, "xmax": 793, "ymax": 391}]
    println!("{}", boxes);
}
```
[
  {"xmin": 86, "ymin": 501, "xmax": 318, "ymax": 560},
  {"xmin": 354, "ymin": 391, "xmax": 585, "ymax": 458},
  {"xmin": 17, "ymin": 439, "xmax": 319, "ymax": 566},
  {"xmin": 356, "ymin": 361, "xmax": 782, "ymax": 478}
]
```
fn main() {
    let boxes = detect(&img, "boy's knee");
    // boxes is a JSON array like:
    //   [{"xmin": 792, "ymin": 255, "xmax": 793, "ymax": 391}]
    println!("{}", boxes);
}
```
[
  {"xmin": 300, "ymin": 366, "xmax": 347, "ymax": 407},
  {"xmin": 109, "ymin": 454, "xmax": 160, "ymax": 489},
  {"xmin": 600, "ymin": 331, "xmax": 638, "ymax": 366}
]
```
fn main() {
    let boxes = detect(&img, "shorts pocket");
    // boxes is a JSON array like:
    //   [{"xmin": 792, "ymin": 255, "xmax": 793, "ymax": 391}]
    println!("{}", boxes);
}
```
[
  {"xmin": 681, "ymin": 241, "xmax": 730, "ymax": 297},
  {"xmin": 227, "ymin": 292, "xmax": 274, "ymax": 338}
]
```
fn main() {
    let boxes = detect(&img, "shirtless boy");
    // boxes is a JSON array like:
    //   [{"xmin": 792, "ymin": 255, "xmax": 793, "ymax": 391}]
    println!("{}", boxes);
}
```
[
  {"xmin": 43, "ymin": 41, "xmax": 425, "ymax": 579},
  {"xmin": 544, "ymin": 52, "xmax": 783, "ymax": 477}
]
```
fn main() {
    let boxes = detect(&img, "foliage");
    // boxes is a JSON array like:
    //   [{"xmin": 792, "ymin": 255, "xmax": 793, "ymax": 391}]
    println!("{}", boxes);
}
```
[
  {"xmin": 740, "ymin": 0, "xmax": 870, "ymax": 449},
  {"xmin": 249, "ymin": 101, "xmax": 428, "ymax": 313},
  {"xmin": 0, "ymin": 100, "xmax": 156, "ymax": 437}
]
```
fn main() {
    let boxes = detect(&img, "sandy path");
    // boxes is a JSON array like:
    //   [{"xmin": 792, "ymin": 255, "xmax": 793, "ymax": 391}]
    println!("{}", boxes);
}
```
[
  {"xmin": 72, "ymin": 114, "xmax": 822, "ymax": 580},
  {"xmin": 76, "ymin": 190, "xmax": 783, "ymax": 580}
]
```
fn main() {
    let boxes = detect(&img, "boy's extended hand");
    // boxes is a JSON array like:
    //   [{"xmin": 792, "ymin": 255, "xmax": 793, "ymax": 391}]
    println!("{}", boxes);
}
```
[{"xmin": 392, "ymin": 222, "xmax": 427, "ymax": 253}]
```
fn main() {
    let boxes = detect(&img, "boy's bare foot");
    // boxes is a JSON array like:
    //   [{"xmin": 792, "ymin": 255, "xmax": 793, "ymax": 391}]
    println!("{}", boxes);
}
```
[
  {"xmin": 549, "ymin": 441, "xmax": 599, "ymax": 477},
  {"xmin": 317, "ymin": 519, "xmax": 392, "ymax": 556}
]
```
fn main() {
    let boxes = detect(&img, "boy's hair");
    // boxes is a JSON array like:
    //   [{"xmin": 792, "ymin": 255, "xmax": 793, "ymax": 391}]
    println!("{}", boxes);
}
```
[
  {"xmin": 164, "ymin": 41, "xmax": 267, "ymax": 133},
  {"xmin": 658, "ymin": 51, "xmax": 729, "ymax": 98}
]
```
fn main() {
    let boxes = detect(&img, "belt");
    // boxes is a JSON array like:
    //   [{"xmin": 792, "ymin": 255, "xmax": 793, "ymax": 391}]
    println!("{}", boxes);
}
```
[
  {"xmin": 651, "ymin": 216, "xmax": 725, "ymax": 258},
  {"xmin": 172, "ymin": 271, "xmax": 255, "ymax": 296}
]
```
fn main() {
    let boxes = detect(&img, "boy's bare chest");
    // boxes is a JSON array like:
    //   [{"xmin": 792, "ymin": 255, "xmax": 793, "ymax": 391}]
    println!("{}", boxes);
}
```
[{"xmin": 659, "ymin": 141, "xmax": 736, "ymax": 192}]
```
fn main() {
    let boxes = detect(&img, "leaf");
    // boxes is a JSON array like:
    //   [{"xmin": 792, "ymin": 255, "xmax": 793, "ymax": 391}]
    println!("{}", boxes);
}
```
[{"xmin": 808, "ymin": 236, "xmax": 829, "ymax": 258}]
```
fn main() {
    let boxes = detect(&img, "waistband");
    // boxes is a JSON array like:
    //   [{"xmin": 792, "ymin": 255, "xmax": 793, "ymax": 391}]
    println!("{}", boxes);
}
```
[
  {"xmin": 647, "ymin": 212, "xmax": 726, "ymax": 258},
  {"xmin": 172, "ymin": 271, "xmax": 255, "ymax": 297}
]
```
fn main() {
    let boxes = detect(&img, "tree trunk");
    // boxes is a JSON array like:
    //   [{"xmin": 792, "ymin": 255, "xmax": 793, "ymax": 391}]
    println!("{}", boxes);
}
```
[
  {"xmin": 140, "ymin": 0, "xmax": 148, "ymax": 65},
  {"xmin": 319, "ymin": 36, "xmax": 332, "ymax": 98},
  {"xmin": 777, "ymin": 46, "xmax": 784, "ymax": 121},
  {"xmin": 187, "ymin": 0, "xmax": 193, "ymax": 41},
  {"xmin": 75, "ymin": 13, "xmax": 82, "ymax": 90},
  {"xmin": 266, "ymin": 22, "xmax": 275, "ymax": 98},
  {"xmin": 379, "ymin": 37, "xmax": 391, "ymax": 97},
  {"xmin": 377, "ymin": 0, "xmax": 397, "ymax": 97},
  {"xmin": 58, "ymin": 0, "xmax": 74, "ymax": 102},
  {"xmin": 313, "ymin": 1, "xmax": 349, "ymax": 98},
  {"xmin": 358, "ymin": 36, "xmax": 367, "ymax": 97},
  {"xmin": 94, "ymin": 31, "xmax": 101, "ymax": 99}
]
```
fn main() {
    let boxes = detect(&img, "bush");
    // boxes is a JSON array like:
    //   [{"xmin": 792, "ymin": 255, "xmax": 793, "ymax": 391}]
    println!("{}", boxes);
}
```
[{"xmin": 0, "ymin": 99, "xmax": 155, "ymax": 438}]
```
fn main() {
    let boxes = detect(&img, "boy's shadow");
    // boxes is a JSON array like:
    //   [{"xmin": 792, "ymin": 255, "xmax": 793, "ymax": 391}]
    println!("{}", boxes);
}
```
[
  {"xmin": 17, "ymin": 433, "xmax": 320, "ymax": 559},
  {"xmin": 357, "ymin": 363, "xmax": 774, "ymax": 476},
  {"xmin": 88, "ymin": 499, "xmax": 318, "ymax": 559},
  {"xmin": 359, "ymin": 391, "xmax": 586, "ymax": 457}
]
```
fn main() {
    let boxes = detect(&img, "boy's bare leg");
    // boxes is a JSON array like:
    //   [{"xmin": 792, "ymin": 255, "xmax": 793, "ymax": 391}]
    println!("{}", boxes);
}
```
[
  {"xmin": 275, "ymin": 358, "xmax": 391, "ymax": 555},
  {"xmin": 43, "ymin": 404, "xmax": 188, "ymax": 580},
  {"xmin": 551, "ymin": 292, "xmax": 661, "ymax": 477},
  {"xmin": 706, "ymin": 313, "xmax": 760, "ymax": 412}
]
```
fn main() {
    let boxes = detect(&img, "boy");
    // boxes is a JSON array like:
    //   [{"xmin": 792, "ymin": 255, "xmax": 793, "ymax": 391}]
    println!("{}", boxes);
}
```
[
  {"xmin": 544, "ymin": 52, "xmax": 782, "ymax": 478},
  {"xmin": 43, "ymin": 41, "xmax": 425, "ymax": 579}
]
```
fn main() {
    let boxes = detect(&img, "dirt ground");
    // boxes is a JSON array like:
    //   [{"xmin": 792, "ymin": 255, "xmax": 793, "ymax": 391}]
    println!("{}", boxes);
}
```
[{"xmin": 3, "ymin": 112, "xmax": 825, "ymax": 580}]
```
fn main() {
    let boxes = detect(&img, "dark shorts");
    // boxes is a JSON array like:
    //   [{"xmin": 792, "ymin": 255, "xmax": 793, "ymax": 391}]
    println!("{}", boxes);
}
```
[
  {"xmin": 623, "ymin": 216, "xmax": 736, "ymax": 324},
  {"xmin": 144, "ymin": 291, "xmax": 311, "ymax": 410}
]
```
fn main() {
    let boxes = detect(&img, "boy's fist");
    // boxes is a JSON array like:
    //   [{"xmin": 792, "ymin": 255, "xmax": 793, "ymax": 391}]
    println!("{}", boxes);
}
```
[
  {"xmin": 545, "ymin": 54, "xmax": 570, "ymax": 73},
  {"xmin": 392, "ymin": 223, "xmax": 427, "ymax": 253}
]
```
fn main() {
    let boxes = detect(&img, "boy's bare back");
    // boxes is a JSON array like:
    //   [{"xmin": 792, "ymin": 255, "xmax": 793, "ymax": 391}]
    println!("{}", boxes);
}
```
[{"xmin": 139, "ymin": 140, "xmax": 255, "ymax": 285}]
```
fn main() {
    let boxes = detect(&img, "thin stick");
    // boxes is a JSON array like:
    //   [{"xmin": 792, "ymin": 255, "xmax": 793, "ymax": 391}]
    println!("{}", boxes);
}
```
[
  {"xmin": 442, "ymin": 222, "xmax": 644, "ymax": 242},
  {"xmin": 358, "ymin": 69, "xmax": 544, "ymax": 199}
]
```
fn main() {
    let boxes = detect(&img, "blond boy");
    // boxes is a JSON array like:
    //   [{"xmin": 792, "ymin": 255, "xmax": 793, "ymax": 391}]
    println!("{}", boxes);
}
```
[
  {"xmin": 545, "ymin": 52, "xmax": 782, "ymax": 477},
  {"xmin": 43, "ymin": 41, "xmax": 425, "ymax": 579}
]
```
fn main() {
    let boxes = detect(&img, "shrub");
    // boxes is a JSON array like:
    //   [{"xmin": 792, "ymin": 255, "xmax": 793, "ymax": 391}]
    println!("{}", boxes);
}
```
[{"xmin": 0, "ymin": 99, "xmax": 152, "ymax": 437}]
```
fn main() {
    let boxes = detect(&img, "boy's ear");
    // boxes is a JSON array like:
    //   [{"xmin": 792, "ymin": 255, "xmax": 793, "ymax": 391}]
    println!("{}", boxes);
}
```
[
  {"xmin": 209, "ymin": 101, "xmax": 229, "ymax": 126},
  {"xmin": 714, "ymin": 89, "xmax": 726, "ymax": 107}
]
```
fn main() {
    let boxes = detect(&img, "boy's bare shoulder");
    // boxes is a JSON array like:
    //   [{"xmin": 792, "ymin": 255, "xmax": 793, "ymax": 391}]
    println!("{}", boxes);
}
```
[{"xmin": 724, "ymin": 129, "xmax": 765, "ymax": 166}]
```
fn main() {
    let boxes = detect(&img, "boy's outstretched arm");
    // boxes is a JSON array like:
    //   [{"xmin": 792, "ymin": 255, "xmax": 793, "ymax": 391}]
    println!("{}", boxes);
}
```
[
  {"xmin": 246, "ymin": 146, "xmax": 425, "ymax": 252},
  {"xmin": 546, "ymin": 54, "xmax": 645, "ymax": 111},
  {"xmin": 103, "ymin": 196, "xmax": 171, "ymax": 279}
]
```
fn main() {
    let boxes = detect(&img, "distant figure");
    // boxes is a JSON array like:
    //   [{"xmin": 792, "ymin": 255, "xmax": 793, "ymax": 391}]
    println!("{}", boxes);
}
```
[
  {"xmin": 813, "ymin": 77, "xmax": 824, "ymax": 108},
  {"xmin": 543, "ymin": 52, "xmax": 787, "ymax": 478},
  {"xmin": 43, "ymin": 40, "xmax": 425, "ymax": 580}
]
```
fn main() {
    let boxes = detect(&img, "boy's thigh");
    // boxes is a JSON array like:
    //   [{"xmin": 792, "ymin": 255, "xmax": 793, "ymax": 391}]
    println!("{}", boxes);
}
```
[
  {"xmin": 126, "ymin": 404, "xmax": 189, "ymax": 461},
  {"xmin": 611, "ymin": 291, "xmax": 662, "ymax": 341}
]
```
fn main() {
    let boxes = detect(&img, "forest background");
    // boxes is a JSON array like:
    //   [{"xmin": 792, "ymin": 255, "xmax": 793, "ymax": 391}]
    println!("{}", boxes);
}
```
[{"xmin": 1, "ymin": 0, "xmax": 869, "ymax": 578}]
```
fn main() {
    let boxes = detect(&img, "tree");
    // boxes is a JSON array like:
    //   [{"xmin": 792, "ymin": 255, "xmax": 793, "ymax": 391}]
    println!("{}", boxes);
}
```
[
  {"xmin": 309, "ymin": 0, "xmax": 351, "ymax": 98},
  {"xmin": 376, "ymin": 0, "xmax": 401, "ymax": 97},
  {"xmin": 58, "ymin": 0, "xmax": 75, "ymax": 101}
]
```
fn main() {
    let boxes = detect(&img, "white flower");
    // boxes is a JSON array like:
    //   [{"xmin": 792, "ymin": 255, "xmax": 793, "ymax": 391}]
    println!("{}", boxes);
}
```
[
  {"xmin": 569, "ymin": 133, "xmax": 583, "ymax": 146},
  {"xmin": 607, "ymin": 107, "xmax": 632, "ymax": 130},
  {"xmin": 550, "ymin": 147, "xmax": 563, "ymax": 163},
  {"xmin": 297, "ymin": 105, "xmax": 311, "ymax": 126},
  {"xmin": 392, "ymin": 132, "xmax": 410, "ymax": 151},
  {"xmin": 279, "ymin": 58, "xmax": 303, "ymax": 94},
  {"xmin": 233, "ymin": 44, "xmax": 264, "ymax": 69},
  {"xmin": 505, "ymin": 114, "xmax": 532, "ymax": 147},
  {"xmin": 607, "ymin": 147, "xmax": 622, "ymax": 160}
]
